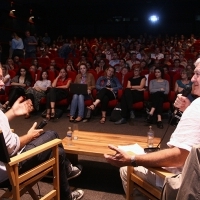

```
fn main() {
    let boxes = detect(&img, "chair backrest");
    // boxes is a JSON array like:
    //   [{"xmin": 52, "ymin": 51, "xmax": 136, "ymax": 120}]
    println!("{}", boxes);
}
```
[{"xmin": 0, "ymin": 130, "xmax": 10, "ymax": 163}]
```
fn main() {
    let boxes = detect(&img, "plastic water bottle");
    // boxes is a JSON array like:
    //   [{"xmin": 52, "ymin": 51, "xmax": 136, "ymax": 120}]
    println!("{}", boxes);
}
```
[
  {"xmin": 147, "ymin": 126, "xmax": 154, "ymax": 147},
  {"xmin": 66, "ymin": 127, "xmax": 72, "ymax": 145}
]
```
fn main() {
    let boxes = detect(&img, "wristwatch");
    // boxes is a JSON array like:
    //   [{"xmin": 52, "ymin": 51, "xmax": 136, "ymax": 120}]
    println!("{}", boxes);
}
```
[{"xmin": 130, "ymin": 155, "xmax": 138, "ymax": 167}]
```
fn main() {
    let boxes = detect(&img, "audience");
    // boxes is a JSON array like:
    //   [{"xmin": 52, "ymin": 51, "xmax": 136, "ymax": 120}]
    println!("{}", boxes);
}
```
[
  {"xmin": 11, "ymin": 33, "xmax": 24, "ymax": 59},
  {"xmin": 0, "ymin": 64, "xmax": 11, "ymax": 94}
]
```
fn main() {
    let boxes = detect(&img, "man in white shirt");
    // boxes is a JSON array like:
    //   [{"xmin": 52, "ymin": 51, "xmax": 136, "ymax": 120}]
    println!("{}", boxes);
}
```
[
  {"xmin": 151, "ymin": 47, "xmax": 164, "ymax": 60},
  {"xmin": 104, "ymin": 58, "xmax": 200, "ymax": 199}
]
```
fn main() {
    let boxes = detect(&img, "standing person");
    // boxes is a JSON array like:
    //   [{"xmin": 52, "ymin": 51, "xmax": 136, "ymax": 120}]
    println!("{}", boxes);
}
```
[
  {"xmin": 87, "ymin": 66, "xmax": 122, "ymax": 124},
  {"xmin": 1, "ymin": 67, "xmax": 32, "ymax": 112},
  {"xmin": 24, "ymin": 31, "xmax": 38, "ymax": 58},
  {"xmin": 45, "ymin": 68, "xmax": 72, "ymax": 120},
  {"xmin": 146, "ymin": 67, "xmax": 169, "ymax": 129},
  {"xmin": 69, "ymin": 64, "xmax": 95, "ymax": 122},
  {"xmin": 104, "ymin": 58, "xmax": 200, "ymax": 200},
  {"xmin": 115, "ymin": 67, "xmax": 146, "ymax": 124},
  {"xmin": 25, "ymin": 71, "xmax": 51, "ymax": 118},
  {"xmin": 0, "ymin": 68, "xmax": 84, "ymax": 200},
  {"xmin": 11, "ymin": 33, "xmax": 24, "ymax": 59}
]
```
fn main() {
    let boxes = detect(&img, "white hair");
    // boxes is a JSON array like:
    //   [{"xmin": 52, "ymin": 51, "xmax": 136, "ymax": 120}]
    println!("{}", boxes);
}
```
[{"xmin": 194, "ymin": 58, "xmax": 200, "ymax": 67}]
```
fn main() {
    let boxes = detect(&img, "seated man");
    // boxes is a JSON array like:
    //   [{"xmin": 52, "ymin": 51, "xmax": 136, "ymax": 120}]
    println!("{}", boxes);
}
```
[
  {"xmin": 104, "ymin": 58, "xmax": 200, "ymax": 199},
  {"xmin": 0, "ymin": 66, "xmax": 84, "ymax": 200}
]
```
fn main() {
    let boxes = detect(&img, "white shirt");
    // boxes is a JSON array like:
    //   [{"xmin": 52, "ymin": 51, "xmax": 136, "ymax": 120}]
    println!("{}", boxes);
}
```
[
  {"xmin": 151, "ymin": 53, "xmax": 164, "ymax": 60},
  {"xmin": 156, "ymin": 97, "xmax": 200, "ymax": 187},
  {"xmin": 0, "ymin": 110, "xmax": 20, "ymax": 183},
  {"xmin": 34, "ymin": 80, "xmax": 51, "ymax": 89}
]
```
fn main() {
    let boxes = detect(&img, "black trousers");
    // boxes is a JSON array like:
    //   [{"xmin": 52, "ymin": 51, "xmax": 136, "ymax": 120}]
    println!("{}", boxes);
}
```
[
  {"xmin": 8, "ymin": 87, "xmax": 25, "ymax": 106},
  {"xmin": 121, "ymin": 88, "xmax": 144, "ymax": 118},
  {"xmin": 46, "ymin": 88, "xmax": 68, "ymax": 109},
  {"xmin": 150, "ymin": 92, "xmax": 168, "ymax": 115},
  {"xmin": 12, "ymin": 49, "xmax": 24, "ymax": 59},
  {"xmin": 96, "ymin": 88, "xmax": 115, "ymax": 111}
]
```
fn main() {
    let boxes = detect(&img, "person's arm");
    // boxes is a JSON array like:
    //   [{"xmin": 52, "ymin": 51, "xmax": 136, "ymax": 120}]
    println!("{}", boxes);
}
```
[
  {"xmin": 29, "ymin": 36, "xmax": 38, "ymax": 46},
  {"xmin": 96, "ymin": 76, "xmax": 104, "ymax": 90},
  {"xmin": 52, "ymin": 75, "xmax": 60, "ymax": 87},
  {"xmin": 130, "ymin": 78, "xmax": 146, "ymax": 90},
  {"xmin": 111, "ymin": 77, "xmax": 122, "ymax": 92},
  {"xmin": 164, "ymin": 80, "xmax": 169, "ymax": 94},
  {"xmin": 174, "ymin": 81, "xmax": 179, "ymax": 93},
  {"xmin": 56, "ymin": 79, "xmax": 72, "ymax": 89},
  {"xmin": 104, "ymin": 144, "xmax": 189, "ymax": 168}
]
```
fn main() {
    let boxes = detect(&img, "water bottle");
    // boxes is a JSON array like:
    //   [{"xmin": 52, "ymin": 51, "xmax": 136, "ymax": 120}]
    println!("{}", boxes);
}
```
[
  {"xmin": 66, "ymin": 127, "xmax": 72, "ymax": 145},
  {"xmin": 147, "ymin": 126, "xmax": 154, "ymax": 147}
]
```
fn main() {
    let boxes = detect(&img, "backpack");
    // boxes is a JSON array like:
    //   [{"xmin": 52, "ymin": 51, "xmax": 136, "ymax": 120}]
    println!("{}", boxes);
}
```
[{"xmin": 110, "ymin": 103, "xmax": 122, "ymax": 122}]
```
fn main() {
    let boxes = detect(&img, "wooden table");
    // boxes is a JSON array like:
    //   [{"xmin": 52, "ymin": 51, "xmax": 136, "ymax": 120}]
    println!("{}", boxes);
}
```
[{"xmin": 62, "ymin": 131, "xmax": 160, "ymax": 164}]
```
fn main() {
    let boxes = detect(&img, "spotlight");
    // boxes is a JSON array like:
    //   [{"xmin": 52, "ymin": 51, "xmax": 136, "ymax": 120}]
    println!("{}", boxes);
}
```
[{"xmin": 149, "ymin": 15, "xmax": 159, "ymax": 23}]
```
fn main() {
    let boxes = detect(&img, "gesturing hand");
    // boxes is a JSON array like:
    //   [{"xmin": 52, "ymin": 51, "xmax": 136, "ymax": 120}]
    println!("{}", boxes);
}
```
[
  {"xmin": 11, "ymin": 96, "xmax": 33, "ymax": 116},
  {"xmin": 104, "ymin": 144, "xmax": 132, "ymax": 167}
]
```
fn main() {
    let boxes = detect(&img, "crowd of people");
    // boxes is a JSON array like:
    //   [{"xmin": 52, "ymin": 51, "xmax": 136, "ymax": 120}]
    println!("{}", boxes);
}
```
[{"xmin": 0, "ymin": 31, "xmax": 200, "ymax": 199}]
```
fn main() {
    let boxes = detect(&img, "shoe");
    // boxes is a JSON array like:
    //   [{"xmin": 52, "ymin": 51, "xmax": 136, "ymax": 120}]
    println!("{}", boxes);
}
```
[
  {"xmin": 115, "ymin": 118, "xmax": 127, "ymax": 125},
  {"xmin": 71, "ymin": 189, "xmax": 84, "ymax": 200},
  {"xmin": 146, "ymin": 114, "xmax": 153, "ymax": 123},
  {"xmin": 67, "ymin": 164, "xmax": 82, "ymax": 180},
  {"xmin": 51, "ymin": 108, "xmax": 55, "ymax": 119},
  {"xmin": 69, "ymin": 116, "xmax": 75, "ymax": 122},
  {"xmin": 130, "ymin": 111, "xmax": 135, "ymax": 119},
  {"xmin": 74, "ymin": 116, "xmax": 83, "ymax": 122},
  {"xmin": 100, "ymin": 116, "xmax": 106, "ymax": 124},
  {"xmin": 157, "ymin": 121, "xmax": 164, "ymax": 129}
]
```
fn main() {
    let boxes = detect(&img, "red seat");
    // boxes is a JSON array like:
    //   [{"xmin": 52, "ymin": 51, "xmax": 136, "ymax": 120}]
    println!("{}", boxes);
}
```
[
  {"xmin": 38, "ymin": 58, "xmax": 50, "ymax": 66},
  {"xmin": 67, "ymin": 71, "xmax": 77, "ymax": 82},
  {"xmin": 54, "ymin": 57, "xmax": 65, "ymax": 65},
  {"xmin": 8, "ymin": 70, "xmax": 16, "ymax": 79}
]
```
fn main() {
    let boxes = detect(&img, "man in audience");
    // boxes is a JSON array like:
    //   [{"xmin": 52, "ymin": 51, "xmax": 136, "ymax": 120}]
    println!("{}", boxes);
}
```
[
  {"xmin": 0, "ymin": 67, "xmax": 84, "ymax": 200},
  {"xmin": 24, "ymin": 31, "xmax": 38, "ymax": 58},
  {"xmin": 109, "ymin": 52, "xmax": 120, "ymax": 67},
  {"xmin": 105, "ymin": 58, "xmax": 200, "ymax": 199}
]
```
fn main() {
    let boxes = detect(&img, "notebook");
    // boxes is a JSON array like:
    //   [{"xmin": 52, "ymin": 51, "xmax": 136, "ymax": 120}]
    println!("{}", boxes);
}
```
[{"xmin": 69, "ymin": 83, "xmax": 88, "ymax": 95}]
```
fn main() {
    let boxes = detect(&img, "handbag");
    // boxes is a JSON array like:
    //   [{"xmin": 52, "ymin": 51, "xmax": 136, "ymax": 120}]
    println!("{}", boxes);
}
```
[{"xmin": 109, "ymin": 103, "xmax": 122, "ymax": 122}]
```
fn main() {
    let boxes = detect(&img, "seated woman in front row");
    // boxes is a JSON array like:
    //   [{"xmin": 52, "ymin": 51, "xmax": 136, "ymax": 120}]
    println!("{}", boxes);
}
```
[
  {"xmin": 115, "ymin": 66, "xmax": 146, "ymax": 124},
  {"xmin": 25, "ymin": 71, "xmax": 51, "ymax": 118},
  {"xmin": 146, "ymin": 67, "xmax": 169, "ymax": 129},
  {"xmin": 87, "ymin": 66, "xmax": 122, "ymax": 124},
  {"xmin": 45, "ymin": 68, "xmax": 72, "ymax": 120},
  {"xmin": 69, "ymin": 64, "xmax": 95, "ymax": 122}
]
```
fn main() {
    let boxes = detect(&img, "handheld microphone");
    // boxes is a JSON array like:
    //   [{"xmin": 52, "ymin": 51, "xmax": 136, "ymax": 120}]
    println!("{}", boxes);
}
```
[
  {"xmin": 144, "ymin": 85, "xmax": 192, "ymax": 153},
  {"xmin": 171, "ymin": 85, "xmax": 192, "ymax": 126},
  {"xmin": 36, "ymin": 119, "xmax": 48, "ymax": 129}
]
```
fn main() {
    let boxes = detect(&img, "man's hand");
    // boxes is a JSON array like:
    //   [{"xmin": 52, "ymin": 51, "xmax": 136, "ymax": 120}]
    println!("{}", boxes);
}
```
[
  {"xmin": 27, "ymin": 122, "xmax": 44, "ymax": 140},
  {"xmin": 104, "ymin": 144, "xmax": 132, "ymax": 167},
  {"xmin": 5, "ymin": 97, "xmax": 33, "ymax": 121},
  {"xmin": 174, "ymin": 94, "xmax": 191, "ymax": 112},
  {"xmin": 11, "ymin": 96, "xmax": 33, "ymax": 116}
]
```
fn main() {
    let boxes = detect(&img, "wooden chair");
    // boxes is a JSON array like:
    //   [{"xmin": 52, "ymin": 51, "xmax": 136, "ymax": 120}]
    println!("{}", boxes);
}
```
[
  {"xmin": 126, "ymin": 166, "xmax": 174, "ymax": 200},
  {"xmin": 0, "ymin": 130, "xmax": 61, "ymax": 200}
]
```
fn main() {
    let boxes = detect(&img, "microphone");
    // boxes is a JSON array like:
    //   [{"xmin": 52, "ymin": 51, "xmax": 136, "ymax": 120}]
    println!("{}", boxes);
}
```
[
  {"xmin": 171, "ymin": 85, "xmax": 192, "ymax": 126},
  {"xmin": 36, "ymin": 119, "xmax": 48, "ymax": 129},
  {"xmin": 144, "ymin": 85, "xmax": 192, "ymax": 153}
]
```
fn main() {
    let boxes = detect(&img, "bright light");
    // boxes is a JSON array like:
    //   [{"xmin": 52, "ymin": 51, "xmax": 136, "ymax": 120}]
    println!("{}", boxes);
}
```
[{"xmin": 149, "ymin": 15, "xmax": 159, "ymax": 23}]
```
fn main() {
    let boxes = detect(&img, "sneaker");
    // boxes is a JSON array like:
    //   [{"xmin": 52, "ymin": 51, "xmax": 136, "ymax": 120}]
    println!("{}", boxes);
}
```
[
  {"xmin": 71, "ymin": 189, "xmax": 84, "ymax": 200},
  {"xmin": 130, "ymin": 111, "xmax": 135, "ymax": 119},
  {"xmin": 67, "ymin": 164, "xmax": 82, "ymax": 180}
]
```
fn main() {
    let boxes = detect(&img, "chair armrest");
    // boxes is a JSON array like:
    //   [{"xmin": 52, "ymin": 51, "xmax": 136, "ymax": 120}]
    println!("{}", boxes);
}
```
[
  {"xmin": 168, "ymin": 91, "xmax": 176, "ymax": 103},
  {"xmin": 9, "ymin": 139, "xmax": 62, "ymax": 166}
]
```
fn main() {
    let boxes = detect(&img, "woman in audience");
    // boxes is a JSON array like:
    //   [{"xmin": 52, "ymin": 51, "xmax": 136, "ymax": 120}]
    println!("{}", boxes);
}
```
[
  {"xmin": 174, "ymin": 69, "xmax": 192, "ymax": 94},
  {"xmin": 95, "ymin": 59, "xmax": 107, "ymax": 74},
  {"xmin": 31, "ymin": 58, "xmax": 42, "ymax": 71},
  {"xmin": 11, "ymin": 32, "xmax": 24, "ymax": 59},
  {"xmin": 45, "ymin": 68, "xmax": 72, "ymax": 120},
  {"xmin": 87, "ymin": 66, "xmax": 122, "ymax": 124},
  {"xmin": 69, "ymin": 64, "xmax": 95, "ymax": 122},
  {"xmin": 146, "ymin": 67, "xmax": 169, "ymax": 129},
  {"xmin": 0, "ymin": 64, "xmax": 11, "ymax": 94},
  {"xmin": 25, "ymin": 71, "xmax": 51, "ymax": 118},
  {"xmin": 1, "ymin": 67, "xmax": 32, "ymax": 112},
  {"xmin": 6, "ymin": 58, "xmax": 15, "ymax": 70},
  {"xmin": 115, "ymin": 66, "xmax": 146, "ymax": 124}
]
